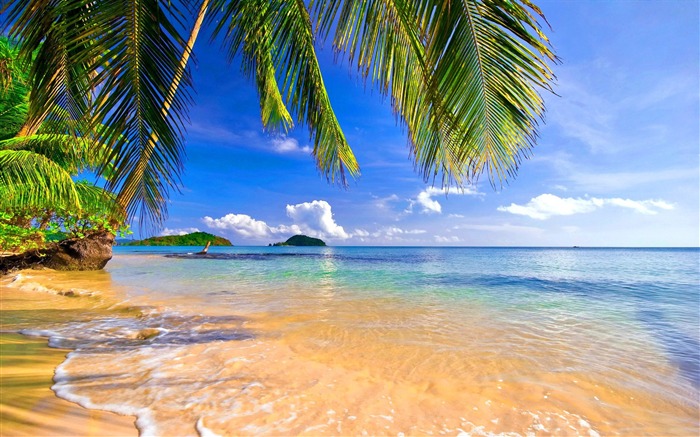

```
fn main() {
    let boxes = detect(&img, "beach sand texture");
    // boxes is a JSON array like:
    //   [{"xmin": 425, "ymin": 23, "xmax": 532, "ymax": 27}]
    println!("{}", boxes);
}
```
[
  {"xmin": 1, "ymin": 274, "xmax": 137, "ymax": 437},
  {"xmin": 0, "ymin": 334, "xmax": 137, "ymax": 437},
  {"xmin": 0, "ymin": 246, "xmax": 698, "ymax": 436}
]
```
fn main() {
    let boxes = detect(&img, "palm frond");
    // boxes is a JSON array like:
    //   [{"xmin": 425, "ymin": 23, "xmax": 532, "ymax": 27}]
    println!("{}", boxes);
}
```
[
  {"xmin": 210, "ymin": 0, "xmax": 360, "ymax": 184},
  {"xmin": 0, "ymin": 149, "xmax": 80, "ymax": 211},
  {"xmin": 93, "ymin": 0, "xmax": 194, "ymax": 228},
  {"xmin": 0, "ymin": 133, "xmax": 108, "ymax": 174},
  {"xmin": 422, "ymin": 0, "xmax": 556, "ymax": 184},
  {"xmin": 5, "ymin": 0, "xmax": 95, "ymax": 136},
  {"xmin": 312, "ymin": 0, "xmax": 556, "ymax": 187},
  {"xmin": 0, "ymin": 37, "xmax": 30, "ymax": 141},
  {"xmin": 74, "ymin": 180, "xmax": 125, "ymax": 222},
  {"xmin": 6, "ymin": 0, "xmax": 195, "ymax": 228},
  {"xmin": 0, "ymin": 37, "xmax": 26, "ymax": 97}
]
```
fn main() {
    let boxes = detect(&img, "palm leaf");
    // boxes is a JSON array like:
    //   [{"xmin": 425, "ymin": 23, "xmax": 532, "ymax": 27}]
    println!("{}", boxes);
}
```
[
  {"xmin": 210, "ymin": 0, "xmax": 360, "ymax": 184},
  {"xmin": 4, "ymin": 0, "xmax": 557, "ymax": 227},
  {"xmin": 0, "ymin": 133, "xmax": 108, "ymax": 174},
  {"xmin": 312, "ymin": 0, "xmax": 556, "ymax": 186},
  {"xmin": 89, "ymin": 0, "xmax": 194, "ymax": 228},
  {"xmin": 5, "ymin": 0, "xmax": 195, "ymax": 228},
  {"xmin": 4, "ymin": 1, "xmax": 95, "ymax": 137},
  {"xmin": 73, "ymin": 180, "xmax": 125, "ymax": 222},
  {"xmin": 0, "ymin": 149, "xmax": 81, "ymax": 211}
]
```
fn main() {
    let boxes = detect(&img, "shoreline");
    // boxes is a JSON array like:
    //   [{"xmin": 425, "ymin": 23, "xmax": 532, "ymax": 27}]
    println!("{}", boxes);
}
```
[
  {"xmin": 2, "ymin": 249, "xmax": 698, "ymax": 436},
  {"xmin": 0, "ymin": 270, "xmax": 139, "ymax": 436},
  {"xmin": 0, "ymin": 333, "xmax": 138, "ymax": 437}
]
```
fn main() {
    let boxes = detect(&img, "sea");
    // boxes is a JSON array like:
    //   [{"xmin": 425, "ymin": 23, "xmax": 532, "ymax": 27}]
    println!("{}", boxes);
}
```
[{"xmin": 2, "ymin": 246, "xmax": 699, "ymax": 436}]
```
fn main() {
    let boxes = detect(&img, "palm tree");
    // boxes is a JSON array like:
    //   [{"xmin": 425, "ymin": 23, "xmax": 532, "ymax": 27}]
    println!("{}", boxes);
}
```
[
  {"xmin": 0, "ymin": 37, "xmax": 123, "ymax": 251},
  {"xmin": 2, "ymin": 0, "xmax": 556, "ymax": 229}
]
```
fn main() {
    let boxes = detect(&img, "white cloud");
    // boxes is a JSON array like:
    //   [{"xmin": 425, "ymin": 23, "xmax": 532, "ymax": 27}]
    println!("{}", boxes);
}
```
[
  {"xmin": 434, "ymin": 235, "xmax": 461, "ymax": 243},
  {"xmin": 203, "ymin": 200, "xmax": 350, "ymax": 241},
  {"xmin": 353, "ymin": 229, "xmax": 370, "ymax": 237},
  {"xmin": 416, "ymin": 188, "xmax": 443, "ymax": 213},
  {"xmin": 270, "ymin": 136, "xmax": 311, "ymax": 154},
  {"xmin": 384, "ymin": 227, "xmax": 427, "ymax": 236},
  {"xmin": 160, "ymin": 227, "xmax": 201, "ymax": 236},
  {"xmin": 285, "ymin": 200, "xmax": 349, "ymax": 239},
  {"xmin": 407, "ymin": 186, "xmax": 482, "ymax": 214},
  {"xmin": 373, "ymin": 194, "xmax": 400, "ymax": 210},
  {"xmin": 498, "ymin": 194, "xmax": 674, "ymax": 220},
  {"xmin": 369, "ymin": 227, "xmax": 427, "ymax": 242},
  {"xmin": 202, "ymin": 214, "xmax": 283, "ymax": 238}
]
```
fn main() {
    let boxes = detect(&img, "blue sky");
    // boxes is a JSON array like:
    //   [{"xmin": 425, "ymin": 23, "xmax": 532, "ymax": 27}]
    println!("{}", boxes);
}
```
[{"xmin": 155, "ymin": 1, "xmax": 699, "ymax": 247}]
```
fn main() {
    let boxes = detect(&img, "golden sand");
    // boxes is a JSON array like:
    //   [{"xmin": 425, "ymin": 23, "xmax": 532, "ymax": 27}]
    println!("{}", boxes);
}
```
[
  {"xmin": 0, "ymin": 273, "xmax": 137, "ymax": 437},
  {"xmin": 1, "ymin": 267, "xmax": 698, "ymax": 436}
]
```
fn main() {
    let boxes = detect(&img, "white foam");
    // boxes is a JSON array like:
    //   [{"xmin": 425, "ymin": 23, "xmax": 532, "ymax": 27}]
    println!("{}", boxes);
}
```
[
  {"xmin": 52, "ymin": 353, "xmax": 159, "ymax": 436},
  {"xmin": 18, "ymin": 328, "xmax": 60, "ymax": 338},
  {"xmin": 7, "ymin": 274, "xmax": 96, "ymax": 297}
]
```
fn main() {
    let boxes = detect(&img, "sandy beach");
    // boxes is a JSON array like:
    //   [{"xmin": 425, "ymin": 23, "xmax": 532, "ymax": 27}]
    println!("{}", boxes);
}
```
[
  {"xmin": 1, "ymin": 247, "xmax": 698, "ymax": 436},
  {"xmin": 0, "ymin": 273, "xmax": 138, "ymax": 437}
]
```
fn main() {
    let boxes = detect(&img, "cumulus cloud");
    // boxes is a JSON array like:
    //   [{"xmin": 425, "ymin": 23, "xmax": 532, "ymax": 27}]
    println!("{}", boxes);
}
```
[
  {"xmin": 203, "ymin": 200, "xmax": 350, "ymax": 241},
  {"xmin": 270, "ymin": 136, "xmax": 311, "ymax": 154},
  {"xmin": 497, "ymin": 193, "xmax": 674, "ymax": 220},
  {"xmin": 407, "ymin": 186, "xmax": 481, "ymax": 214},
  {"xmin": 416, "ymin": 188, "xmax": 443, "ymax": 213},
  {"xmin": 160, "ymin": 227, "xmax": 201, "ymax": 236},
  {"xmin": 286, "ymin": 200, "xmax": 349, "ymax": 239},
  {"xmin": 202, "ymin": 214, "xmax": 286, "ymax": 238}
]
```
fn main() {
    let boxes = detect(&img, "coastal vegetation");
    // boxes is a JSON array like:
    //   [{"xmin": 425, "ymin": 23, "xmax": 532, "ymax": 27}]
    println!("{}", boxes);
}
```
[
  {"xmin": 272, "ymin": 235, "xmax": 326, "ymax": 247},
  {"xmin": 3, "ymin": 0, "xmax": 556, "ymax": 231},
  {"xmin": 123, "ymin": 232, "xmax": 232, "ymax": 247},
  {"xmin": 0, "ymin": 37, "xmax": 129, "ymax": 265}
]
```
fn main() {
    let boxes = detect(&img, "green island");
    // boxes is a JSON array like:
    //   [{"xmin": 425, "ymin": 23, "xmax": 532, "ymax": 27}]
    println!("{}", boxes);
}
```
[
  {"xmin": 271, "ymin": 235, "xmax": 326, "ymax": 247},
  {"xmin": 122, "ymin": 232, "xmax": 232, "ymax": 247}
]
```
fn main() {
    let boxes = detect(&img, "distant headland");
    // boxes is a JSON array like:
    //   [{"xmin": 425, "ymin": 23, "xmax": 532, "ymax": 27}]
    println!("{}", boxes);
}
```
[
  {"xmin": 270, "ymin": 235, "xmax": 326, "ymax": 247},
  {"xmin": 121, "ymin": 232, "xmax": 232, "ymax": 246}
]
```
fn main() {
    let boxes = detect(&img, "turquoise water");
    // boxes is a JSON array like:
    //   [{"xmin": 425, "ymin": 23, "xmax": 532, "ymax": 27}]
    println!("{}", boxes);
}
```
[
  {"xmin": 7, "ymin": 246, "xmax": 700, "ymax": 435},
  {"xmin": 111, "ymin": 246, "xmax": 700, "ymax": 386}
]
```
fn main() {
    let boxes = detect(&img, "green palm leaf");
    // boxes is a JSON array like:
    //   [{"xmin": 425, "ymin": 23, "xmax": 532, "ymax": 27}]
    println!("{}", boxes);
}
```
[
  {"xmin": 73, "ymin": 180, "xmax": 125, "ymax": 221},
  {"xmin": 5, "ymin": 0, "xmax": 194, "ymax": 227},
  {"xmin": 312, "ymin": 0, "xmax": 556, "ymax": 186},
  {"xmin": 4, "ymin": 0, "xmax": 557, "ymax": 228},
  {"xmin": 0, "ymin": 149, "xmax": 81, "ymax": 211},
  {"xmin": 210, "ymin": 0, "xmax": 360, "ymax": 184},
  {"xmin": 0, "ymin": 133, "xmax": 108, "ymax": 174}
]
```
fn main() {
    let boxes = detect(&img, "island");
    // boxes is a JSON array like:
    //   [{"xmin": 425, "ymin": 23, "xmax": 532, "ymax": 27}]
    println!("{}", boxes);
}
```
[
  {"xmin": 121, "ymin": 232, "xmax": 232, "ymax": 246},
  {"xmin": 270, "ymin": 235, "xmax": 326, "ymax": 247}
]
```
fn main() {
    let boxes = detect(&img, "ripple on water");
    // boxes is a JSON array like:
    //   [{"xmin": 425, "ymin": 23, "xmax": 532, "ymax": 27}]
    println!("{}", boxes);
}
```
[{"xmin": 3, "ymin": 247, "xmax": 698, "ymax": 436}]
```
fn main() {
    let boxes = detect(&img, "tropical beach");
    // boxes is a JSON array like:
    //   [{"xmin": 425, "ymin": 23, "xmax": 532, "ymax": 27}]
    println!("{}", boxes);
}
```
[
  {"xmin": 1, "ymin": 0, "xmax": 699, "ymax": 436},
  {"xmin": 2, "ymin": 247, "xmax": 699, "ymax": 436},
  {"xmin": 0, "ymin": 272, "xmax": 138, "ymax": 436}
]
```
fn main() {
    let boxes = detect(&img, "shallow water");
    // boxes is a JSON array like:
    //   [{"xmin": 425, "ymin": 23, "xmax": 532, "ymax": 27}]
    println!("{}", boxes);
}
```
[{"xmin": 2, "ymin": 247, "xmax": 699, "ymax": 436}]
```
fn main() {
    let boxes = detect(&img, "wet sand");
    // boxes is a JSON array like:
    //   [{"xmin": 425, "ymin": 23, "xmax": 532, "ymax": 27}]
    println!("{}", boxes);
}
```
[
  {"xmin": 1, "ymin": 255, "xmax": 698, "ymax": 436},
  {"xmin": 1, "ymin": 274, "xmax": 138, "ymax": 437}
]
